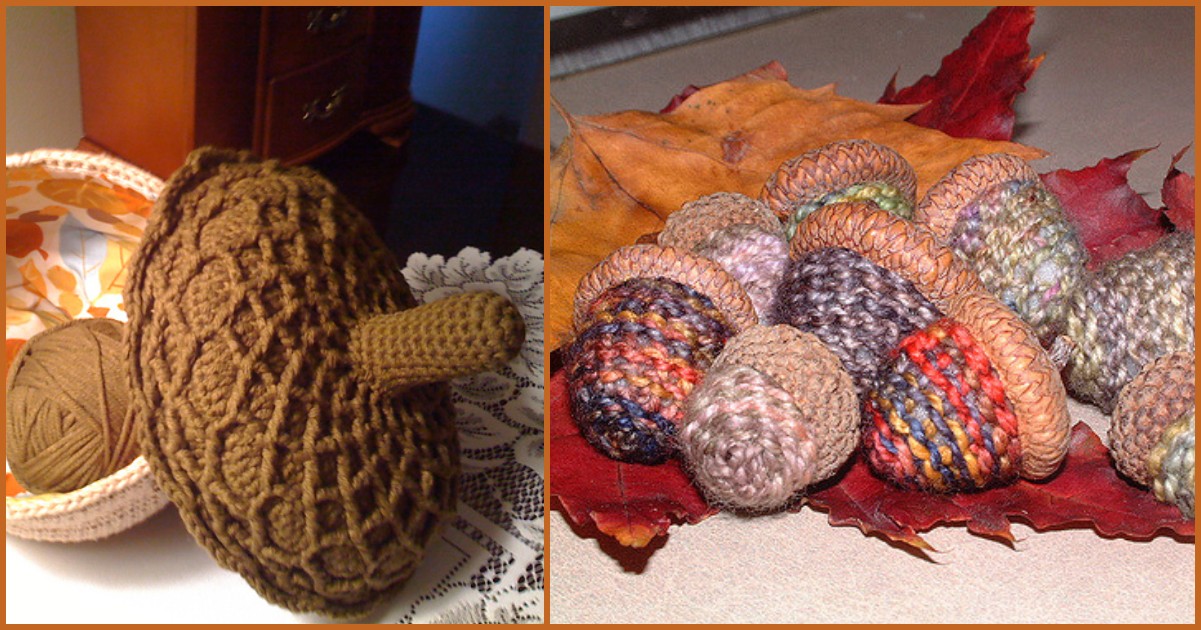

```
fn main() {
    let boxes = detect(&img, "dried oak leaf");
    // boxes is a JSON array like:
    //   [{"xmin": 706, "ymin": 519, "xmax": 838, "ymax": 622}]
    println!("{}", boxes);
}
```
[
  {"xmin": 549, "ymin": 370, "xmax": 717, "ymax": 548},
  {"xmin": 880, "ymin": 6, "xmax": 1043, "ymax": 141},
  {"xmin": 1162, "ymin": 145, "xmax": 1194, "ymax": 232},
  {"xmin": 1040, "ymin": 148, "xmax": 1172, "ymax": 269},
  {"xmin": 807, "ymin": 422, "xmax": 1194, "ymax": 558},
  {"xmin": 548, "ymin": 63, "xmax": 1044, "ymax": 348}
]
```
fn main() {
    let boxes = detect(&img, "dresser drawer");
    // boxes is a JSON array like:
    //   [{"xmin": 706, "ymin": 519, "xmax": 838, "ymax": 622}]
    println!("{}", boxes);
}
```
[
  {"xmin": 261, "ymin": 6, "xmax": 369, "ymax": 77},
  {"xmin": 260, "ymin": 46, "xmax": 368, "ymax": 160}
]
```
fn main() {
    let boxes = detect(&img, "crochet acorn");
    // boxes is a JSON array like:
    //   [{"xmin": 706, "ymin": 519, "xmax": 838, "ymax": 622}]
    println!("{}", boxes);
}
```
[
  {"xmin": 658, "ymin": 192, "xmax": 790, "ymax": 323},
  {"xmin": 565, "ymin": 244, "xmax": 756, "ymax": 464},
  {"xmin": 123, "ymin": 148, "xmax": 524, "ymax": 617},
  {"xmin": 917, "ymin": 153, "xmax": 1195, "ymax": 412},
  {"xmin": 790, "ymin": 202, "xmax": 1071, "ymax": 491},
  {"xmin": 761, "ymin": 139, "xmax": 918, "ymax": 238},
  {"xmin": 1109, "ymin": 351, "xmax": 1195, "ymax": 518},
  {"xmin": 678, "ymin": 324, "xmax": 858, "ymax": 511}
]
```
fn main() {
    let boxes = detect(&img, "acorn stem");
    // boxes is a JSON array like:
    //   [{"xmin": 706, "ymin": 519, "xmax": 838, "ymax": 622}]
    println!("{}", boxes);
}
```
[{"xmin": 350, "ymin": 291, "xmax": 525, "ymax": 392}]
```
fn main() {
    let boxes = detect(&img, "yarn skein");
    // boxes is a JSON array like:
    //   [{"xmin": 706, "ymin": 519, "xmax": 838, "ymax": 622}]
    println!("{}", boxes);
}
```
[
  {"xmin": 761, "ymin": 140, "xmax": 917, "ymax": 239},
  {"xmin": 679, "ymin": 325, "xmax": 858, "ymax": 511},
  {"xmin": 6, "ymin": 318, "xmax": 137, "ymax": 495},
  {"xmin": 567, "ymin": 244, "xmax": 757, "ymax": 464}
]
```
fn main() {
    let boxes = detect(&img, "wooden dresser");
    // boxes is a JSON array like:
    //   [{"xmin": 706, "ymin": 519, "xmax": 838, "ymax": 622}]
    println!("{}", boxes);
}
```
[{"xmin": 75, "ymin": 6, "xmax": 421, "ymax": 179}]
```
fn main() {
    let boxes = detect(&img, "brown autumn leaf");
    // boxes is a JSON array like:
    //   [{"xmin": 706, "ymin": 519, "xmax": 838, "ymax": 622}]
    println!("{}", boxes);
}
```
[{"xmin": 548, "ymin": 64, "xmax": 1046, "ymax": 349}]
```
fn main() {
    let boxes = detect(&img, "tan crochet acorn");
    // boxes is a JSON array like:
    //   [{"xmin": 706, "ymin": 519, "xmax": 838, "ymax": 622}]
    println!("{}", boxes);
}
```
[{"xmin": 123, "ymin": 148, "xmax": 524, "ymax": 617}]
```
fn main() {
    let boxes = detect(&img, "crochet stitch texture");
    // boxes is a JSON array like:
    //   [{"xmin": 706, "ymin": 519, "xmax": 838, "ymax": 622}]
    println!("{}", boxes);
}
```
[
  {"xmin": 124, "ymin": 148, "xmax": 523, "ymax": 617},
  {"xmin": 565, "ymin": 277, "xmax": 732, "ymax": 464}
]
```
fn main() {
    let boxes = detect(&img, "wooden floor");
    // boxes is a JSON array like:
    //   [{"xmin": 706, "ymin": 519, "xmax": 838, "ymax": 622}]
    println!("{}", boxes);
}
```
[{"xmin": 311, "ymin": 104, "xmax": 544, "ymax": 261}]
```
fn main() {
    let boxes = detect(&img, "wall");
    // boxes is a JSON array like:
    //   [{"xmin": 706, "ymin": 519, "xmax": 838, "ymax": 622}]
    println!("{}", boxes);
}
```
[
  {"xmin": 410, "ymin": 6, "xmax": 543, "ymax": 148},
  {"xmin": 5, "ymin": 6, "xmax": 84, "ymax": 153}
]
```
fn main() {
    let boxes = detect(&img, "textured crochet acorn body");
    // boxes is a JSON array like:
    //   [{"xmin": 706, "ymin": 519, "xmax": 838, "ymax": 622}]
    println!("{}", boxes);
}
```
[{"xmin": 124, "ymin": 148, "xmax": 524, "ymax": 617}]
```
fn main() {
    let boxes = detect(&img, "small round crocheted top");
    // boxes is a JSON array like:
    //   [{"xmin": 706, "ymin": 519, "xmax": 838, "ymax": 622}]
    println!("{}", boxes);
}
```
[
  {"xmin": 124, "ymin": 148, "xmax": 524, "ymax": 617},
  {"xmin": 761, "ymin": 140, "xmax": 917, "ymax": 238}
]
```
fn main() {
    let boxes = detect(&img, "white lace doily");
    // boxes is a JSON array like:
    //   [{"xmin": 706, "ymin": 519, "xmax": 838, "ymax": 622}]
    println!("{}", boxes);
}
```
[{"xmin": 382, "ymin": 247, "xmax": 545, "ymax": 624}]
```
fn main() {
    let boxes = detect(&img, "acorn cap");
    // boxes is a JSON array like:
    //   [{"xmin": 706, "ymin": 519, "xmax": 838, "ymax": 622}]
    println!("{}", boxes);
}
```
[
  {"xmin": 658, "ymin": 192, "xmax": 783, "ymax": 252},
  {"xmin": 1109, "ymin": 351, "xmax": 1196, "ymax": 486},
  {"xmin": 712, "ymin": 325, "xmax": 859, "ymax": 482},
  {"xmin": 944, "ymin": 292, "xmax": 1072, "ymax": 480},
  {"xmin": 916, "ymin": 153, "xmax": 1039, "ymax": 240},
  {"xmin": 789, "ymin": 201, "xmax": 982, "ymax": 309},
  {"xmin": 760, "ymin": 140, "xmax": 917, "ymax": 221},
  {"xmin": 572, "ymin": 244, "xmax": 758, "ymax": 335}
]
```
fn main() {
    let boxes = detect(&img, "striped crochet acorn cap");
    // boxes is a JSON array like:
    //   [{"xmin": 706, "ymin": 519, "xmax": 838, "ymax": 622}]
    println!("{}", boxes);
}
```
[
  {"xmin": 761, "ymin": 140, "xmax": 918, "ymax": 238},
  {"xmin": 566, "ymin": 244, "xmax": 756, "ymax": 464}
]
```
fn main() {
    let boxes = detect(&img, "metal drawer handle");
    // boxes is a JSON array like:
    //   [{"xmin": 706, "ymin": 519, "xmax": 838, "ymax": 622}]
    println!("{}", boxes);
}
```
[
  {"xmin": 306, "ymin": 7, "xmax": 350, "ymax": 33},
  {"xmin": 302, "ymin": 85, "xmax": 347, "ymax": 123}
]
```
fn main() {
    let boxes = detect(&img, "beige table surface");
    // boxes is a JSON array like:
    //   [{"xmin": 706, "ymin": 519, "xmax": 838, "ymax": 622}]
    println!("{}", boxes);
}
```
[{"xmin": 548, "ymin": 6, "xmax": 1195, "ymax": 624}]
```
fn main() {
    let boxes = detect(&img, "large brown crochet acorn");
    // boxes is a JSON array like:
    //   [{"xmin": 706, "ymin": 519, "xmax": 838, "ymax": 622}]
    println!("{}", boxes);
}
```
[
  {"xmin": 791, "ymin": 202, "xmax": 1071, "ymax": 488},
  {"xmin": 123, "ymin": 148, "xmax": 524, "ymax": 617}
]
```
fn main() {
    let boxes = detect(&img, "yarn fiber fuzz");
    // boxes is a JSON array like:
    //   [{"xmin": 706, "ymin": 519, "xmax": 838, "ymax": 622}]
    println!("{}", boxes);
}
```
[
  {"xmin": 1065, "ymin": 232, "xmax": 1195, "ymax": 413},
  {"xmin": 945, "ymin": 179, "xmax": 1088, "ymax": 344},
  {"xmin": 772, "ymin": 246, "xmax": 943, "ymax": 396},
  {"xmin": 1148, "ymin": 411, "xmax": 1194, "ymax": 519},
  {"xmin": 124, "ymin": 148, "xmax": 462, "ymax": 617},
  {"xmin": 680, "ymin": 325, "xmax": 858, "ymax": 511},
  {"xmin": 565, "ymin": 276, "xmax": 733, "ymax": 464},
  {"xmin": 6, "ymin": 318, "xmax": 137, "ymax": 494},
  {"xmin": 693, "ymin": 224, "xmax": 790, "ymax": 324}
]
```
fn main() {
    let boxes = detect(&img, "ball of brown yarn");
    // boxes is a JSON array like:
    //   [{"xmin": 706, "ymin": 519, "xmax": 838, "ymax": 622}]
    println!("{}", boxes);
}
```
[{"xmin": 6, "ymin": 318, "xmax": 137, "ymax": 494}]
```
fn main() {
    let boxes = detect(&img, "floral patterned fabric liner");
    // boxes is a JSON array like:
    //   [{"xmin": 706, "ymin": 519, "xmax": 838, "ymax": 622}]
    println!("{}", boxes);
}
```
[{"xmin": 6, "ymin": 160, "xmax": 153, "ymax": 370}]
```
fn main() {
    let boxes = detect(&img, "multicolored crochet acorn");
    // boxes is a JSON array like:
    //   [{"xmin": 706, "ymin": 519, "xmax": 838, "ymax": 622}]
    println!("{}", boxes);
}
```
[
  {"xmin": 679, "ymin": 324, "xmax": 858, "ymax": 511},
  {"xmin": 779, "ymin": 201, "xmax": 981, "ymax": 396},
  {"xmin": 659, "ymin": 192, "xmax": 789, "ymax": 323},
  {"xmin": 1063, "ymin": 232, "xmax": 1195, "ymax": 413},
  {"xmin": 761, "ymin": 139, "xmax": 918, "ymax": 238},
  {"xmin": 1109, "ymin": 351, "xmax": 1195, "ymax": 518},
  {"xmin": 916, "ymin": 153, "xmax": 1089, "ymax": 344},
  {"xmin": 790, "ymin": 202, "xmax": 1071, "ymax": 491},
  {"xmin": 917, "ymin": 153, "xmax": 1195, "ymax": 413},
  {"xmin": 123, "ymin": 148, "xmax": 524, "ymax": 617},
  {"xmin": 565, "ymin": 244, "xmax": 757, "ymax": 464}
]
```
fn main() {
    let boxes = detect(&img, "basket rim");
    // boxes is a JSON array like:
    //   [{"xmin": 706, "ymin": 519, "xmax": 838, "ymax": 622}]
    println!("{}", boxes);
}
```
[{"xmin": 6, "ymin": 148, "xmax": 164, "ymax": 201}]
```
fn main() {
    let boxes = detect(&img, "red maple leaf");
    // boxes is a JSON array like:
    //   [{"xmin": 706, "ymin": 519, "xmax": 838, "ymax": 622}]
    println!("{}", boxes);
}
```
[
  {"xmin": 879, "ymin": 6, "xmax": 1043, "ymax": 141},
  {"xmin": 807, "ymin": 423, "xmax": 1194, "ymax": 558},
  {"xmin": 548, "ymin": 370, "xmax": 717, "ymax": 548},
  {"xmin": 552, "ymin": 362, "xmax": 1194, "ymax": 559},
  {"xmin": 1162, "ymin": 145, "xmax": 1195, "ymax": 232},
  {"xmin": 1040, "ymin": 148, "xmax": 1172, "ymax": 269}
]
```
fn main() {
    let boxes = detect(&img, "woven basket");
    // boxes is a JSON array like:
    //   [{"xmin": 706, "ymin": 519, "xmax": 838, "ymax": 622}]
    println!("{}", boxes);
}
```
[{"xmin": 5, "ymin": 148, "xmax": 170, "ymax": 542}]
